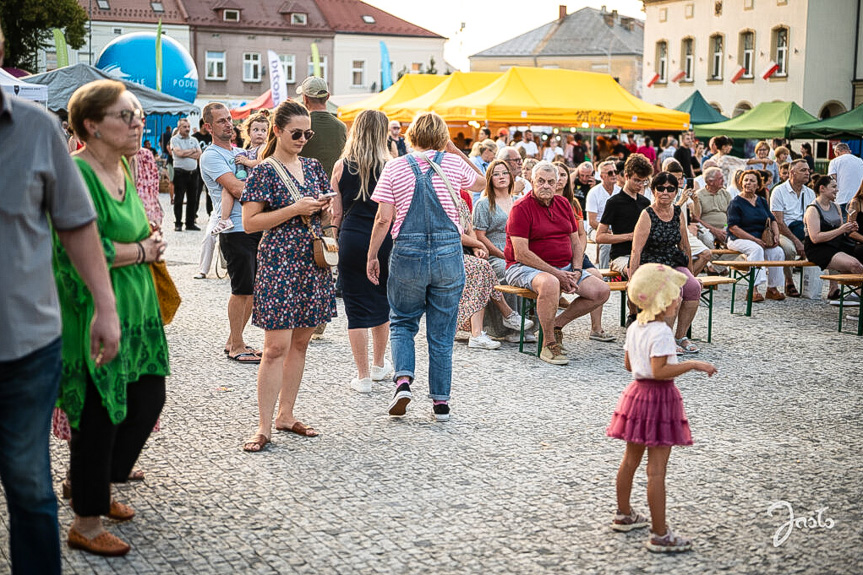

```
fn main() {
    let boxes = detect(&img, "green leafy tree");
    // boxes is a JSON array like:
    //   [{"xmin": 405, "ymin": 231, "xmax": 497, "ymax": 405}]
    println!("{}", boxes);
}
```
[{"xmin": 0, "ymin": 0, "xmax": 88, "ymax": 71}]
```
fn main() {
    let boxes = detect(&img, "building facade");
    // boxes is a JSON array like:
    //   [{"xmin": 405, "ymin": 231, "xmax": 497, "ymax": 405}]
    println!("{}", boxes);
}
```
[
  {"xmin": 642, "ymin": 0, "xmax": 863, "ymax": 118},
  {"xmin": 469, "ymin": 6, "xmax": 644, "ymax": 97}
]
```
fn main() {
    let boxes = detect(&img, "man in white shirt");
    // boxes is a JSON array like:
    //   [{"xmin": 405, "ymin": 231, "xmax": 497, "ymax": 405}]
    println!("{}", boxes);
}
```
[
  {"xmin": 170, "ymin": 118, "xmax": 202, "ymax": 231},
  {"xmin": 497, "ymin": 147, "xmax": 531, "ymax": 195},
  {"xmin": 828, "ymin": 142, "xmax": 863, "ymax": 216},
  {"xmin": 516, "ymin": 130, "xmax": 539, "ymax": 159},
  {"xmin": 585, "ymin": 160, "xmax": 620, "ymax": 268},
  {"xmin": 770, "ymin": 159, "xmax": 815, "ymax": 296},
  {"xmin": 659, "ymin": 137, "xmax": 677, "ymax": 165}
]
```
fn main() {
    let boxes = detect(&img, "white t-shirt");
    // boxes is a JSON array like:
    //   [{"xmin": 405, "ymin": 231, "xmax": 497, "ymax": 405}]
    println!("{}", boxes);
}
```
[
  {"xmin": 516, "ymin": 175, "xmax": 532, "ymax": 195},
  {"xmin": 828, "ymin": 153, "xmax": 863, "ymax": 205},
  {"xmin": 542, "ymin": 146, "xmax": 563, "ymax": 161},
  {"xmin": 624, "ymin": 321, "xmax": 678, "ymax": 380},
  {"xmin": 517, "ymin": 140, "xmax": 539, "ymax": 157},
  {"xmin": 693, "ymin": 174, "xmax": 706, "ymax": 190},
  {"xmin": 585, "ymin": 183, "xmax": 620, "ymax": 230},
  {"xmin": 770, "ymin": 180, "xmax": 815, "ymax": 224}
]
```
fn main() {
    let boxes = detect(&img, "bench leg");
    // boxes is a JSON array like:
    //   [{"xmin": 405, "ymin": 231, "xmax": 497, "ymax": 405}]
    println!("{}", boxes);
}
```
[
  {"xmin": 730, "ymin": 272, "xmax": 738, "ymax": 314},
  {"xmin": 619, "ymin": 290, "xmax": 627, "ymax": 327},
  {"xmin": 838, "ymin": 287, "xmax": 844, "ymax": 333},
  {"xmin": 745, "ymin": 267, "xmax": 755, "ymax": 317},
  {"xmin": 707, "ymin": 287, "xmax": 715, "ymax": 343},
  {"xmin": 858, "ymin": 286, "xmax": 863, "ymax": 336}
]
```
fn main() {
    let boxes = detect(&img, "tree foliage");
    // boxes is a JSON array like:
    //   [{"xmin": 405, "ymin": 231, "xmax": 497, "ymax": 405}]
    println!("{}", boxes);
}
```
[{"xmin": 0, "ymin": 0, "xmax": 88, "ymax": 71}]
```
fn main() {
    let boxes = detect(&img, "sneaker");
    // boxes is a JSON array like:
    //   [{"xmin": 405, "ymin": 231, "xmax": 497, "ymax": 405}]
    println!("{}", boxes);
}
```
[
  {"xmin": 645, "ymin": 525, "xmax": 692, "ymax": 553},
  {"xmin": 210, "ymin": 218, "xmax": 234, "ymax": 235},
  {"xmin": 388, "ymin": 382, "xmax": 412, "ymax": 416},
  {"xmin": 370, "ymin": 359, "xmax": 393, "ymax": 382},
  {"xmin": 433, "ymin": 402, "xmax": 450, "ymax": 422},
  {"xmin": 611, "ymin": 509, "xmax": 650, "ymax": 532},
  {"xmin": 193, "ymin": 272, "xmax": 206, "ymax": 280},
  {"xmin": 186, "ymin": 224, "xmax": 202, "ymax": 231},
  {"xmin": 505, "ymin": 332, "xmax": 537, "ymax": 343},
  {"xmin": 589, "ymin": 330, "xmax": 616, "ymax": 342},
  {"xmin": 539, "ymin": 343, "xmax": 569, "ymax": 365},
  {"xmin": 174, "ymin": 224, "xmax": 183, "ymax": 232},
  {"xmin": 350, "ymin": 377, "xmax": 372, "ymax": 393},
  {"xmin": 468, "ymin": 332, "xmax": 501, "ymax": 350},
  {"xmin": 502, "ymin": 311, "xmax": 534, "ymax": 331}
]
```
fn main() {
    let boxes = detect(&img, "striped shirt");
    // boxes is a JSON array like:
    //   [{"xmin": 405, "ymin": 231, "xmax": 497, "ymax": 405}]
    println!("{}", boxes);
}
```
[{"xmin": 371, "ymin": 151, "xmax": 478, "ymax": 238}]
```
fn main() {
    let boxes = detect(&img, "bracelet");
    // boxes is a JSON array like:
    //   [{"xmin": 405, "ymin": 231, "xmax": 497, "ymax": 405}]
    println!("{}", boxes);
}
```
[
  {"xmin": 136, "ymin": 242, "xmax": 145, "ymax": 264},
  {"xmin": 572, "ymin": 268, "xmax": 583, "ymax": 272}
]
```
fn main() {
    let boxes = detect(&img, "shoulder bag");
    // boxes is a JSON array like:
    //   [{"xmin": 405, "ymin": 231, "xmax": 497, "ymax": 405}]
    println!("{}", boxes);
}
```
[
  {"xmin": 264, "ymin": 157, "xmax": 338, "ymax": 269},
  {"xmin": 150, "ymin": 260, "xmax": 181, "ymax": 324},
  {"xmin": 411, "ymin": 152, "xmax": 471, "ymax": 231}
]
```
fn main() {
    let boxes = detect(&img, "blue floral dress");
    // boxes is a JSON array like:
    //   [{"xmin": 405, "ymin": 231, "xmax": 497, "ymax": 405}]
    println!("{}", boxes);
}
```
[{"xmin": 241, "ymin": 157, "xmax": 337, "ymax": 330}]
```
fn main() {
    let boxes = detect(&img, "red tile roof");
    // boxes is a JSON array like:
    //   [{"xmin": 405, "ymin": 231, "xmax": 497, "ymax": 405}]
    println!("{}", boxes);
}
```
[
  {"xmin": 180, "ymin": 0, "xmax": 332, "ymax": 32},
  {"xmin": 315, "ymin": 0, "xmax": 444, "ymax": 38},
  {"xmin": 78, "ymin": 0, "xmax": 188, "ymax": 25}
]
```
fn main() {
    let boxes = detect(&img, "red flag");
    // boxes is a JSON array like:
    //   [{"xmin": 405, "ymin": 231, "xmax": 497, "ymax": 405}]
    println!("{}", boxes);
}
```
[
  {"xmin": 761, "ymin": 61, "xmax": 780, "ymax": 80},
  {"xmin": 671, "ymin": 70, "xmax": 686, "ymax": 83},
  {"xmin": 730, "ymin": 65, "xmax": 746, "ymax": 83},
  {"xmin": 646, "ymin": 73, "xmax": 661, "ymax": 88}
]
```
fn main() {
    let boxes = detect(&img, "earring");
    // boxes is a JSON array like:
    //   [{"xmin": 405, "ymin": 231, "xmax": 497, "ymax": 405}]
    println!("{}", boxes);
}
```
[{"xmin": 94, "ymin": 131, "xmax": 102, "ymax": 139}]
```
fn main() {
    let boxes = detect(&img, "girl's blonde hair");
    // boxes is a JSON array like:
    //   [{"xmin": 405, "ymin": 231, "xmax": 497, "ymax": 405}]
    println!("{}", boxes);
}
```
[
  {"xmin": 242, "ymin": 112, "xmax": 270, "ymax": 149},
  {"xmin": 341, "ymin": 109, "xmax": 390, "ymax": 201},
  {"xmin": 628, "ymin": 263, "xmax": 687, "ymax": 325}
]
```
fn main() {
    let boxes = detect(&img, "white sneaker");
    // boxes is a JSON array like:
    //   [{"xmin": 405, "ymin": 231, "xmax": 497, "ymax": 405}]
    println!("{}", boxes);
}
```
[
  {"xmin": 502, "ymin": 311, "xmax": 534, "ymax": 331},
  {"xmin": 504, "ymin": 332, "xmax": 537, "ymax": 343},
  {"xmin": 349, "ymin": 377, "xmax": 372, "ymax": 393},
  {"xmin": 468, "ymin": 332, "xmax": 501, "ymax": 350},
  {"xmin": 370, "ymin": 359, "xmax": 393, "ymax": 382}
]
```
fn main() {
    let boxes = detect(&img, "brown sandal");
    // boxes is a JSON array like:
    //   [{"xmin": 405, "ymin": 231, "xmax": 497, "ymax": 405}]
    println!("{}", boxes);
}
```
[
  {"xmin": 242, "ymin": 434, "xmax": 270, "ymax": 452},
  {"xmin": 276, "ymin": 421, "xmax": 320, "ymax": 437}
]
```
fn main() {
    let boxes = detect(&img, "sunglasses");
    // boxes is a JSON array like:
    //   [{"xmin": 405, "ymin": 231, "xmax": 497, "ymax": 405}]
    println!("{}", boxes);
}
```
[
  {"xmin": 108, "ymin": 108, "xmax": 145, "ymax": 126},
  {"xmin": 289, "ymin": 129, "xmax": 315, "ymax": 141},
  {"xmin": 654, "ymin": 185, "xmax": 677, "ymax": 193},
  {"xmin": 603, "ymin": 170, "xmax": 618, "ymax": 176}
]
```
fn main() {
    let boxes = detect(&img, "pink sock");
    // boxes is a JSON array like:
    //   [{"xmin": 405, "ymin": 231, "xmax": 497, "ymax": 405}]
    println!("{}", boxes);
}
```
[
  {"xmin": 433, "ymin": 400, "xmax": 448, "ymax": 405},
  {"xmin": 396, "ymin": 377, "xmax": 411, "ymax": 386}
]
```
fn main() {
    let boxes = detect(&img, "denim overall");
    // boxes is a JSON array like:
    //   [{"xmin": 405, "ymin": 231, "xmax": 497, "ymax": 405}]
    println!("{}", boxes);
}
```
[{"xmin": 387, "ymin": 152, "xmax": 466, "ymax": 400}]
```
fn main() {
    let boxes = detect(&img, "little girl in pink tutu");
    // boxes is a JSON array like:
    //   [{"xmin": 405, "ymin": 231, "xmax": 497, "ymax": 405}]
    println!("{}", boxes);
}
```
[{"xmin": 606, "ymin": 263, "xmax": 716, "ymax": 553}]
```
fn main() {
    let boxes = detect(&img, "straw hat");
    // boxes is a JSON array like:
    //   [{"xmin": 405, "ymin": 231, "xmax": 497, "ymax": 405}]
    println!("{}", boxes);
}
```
[{"xmin": 627, "ymin": 263, "xmax": 687, "ymax": 325}]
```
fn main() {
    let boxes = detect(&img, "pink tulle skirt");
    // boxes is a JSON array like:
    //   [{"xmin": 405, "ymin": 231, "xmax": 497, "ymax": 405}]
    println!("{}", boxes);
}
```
[{"xmin": 606, "ymin": 379, "xmax": 693, "ymax": 446}]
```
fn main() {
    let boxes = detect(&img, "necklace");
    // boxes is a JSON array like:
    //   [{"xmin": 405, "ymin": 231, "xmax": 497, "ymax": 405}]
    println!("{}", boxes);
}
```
[{"xmin": 82, "ymin": 150, "xmax": 126, "ymax": 200}]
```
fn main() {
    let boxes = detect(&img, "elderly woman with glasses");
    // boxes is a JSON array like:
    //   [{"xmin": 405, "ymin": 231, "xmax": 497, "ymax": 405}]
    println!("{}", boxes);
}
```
[{"xmin": 630, "ymin": 171, "xmax": 702, "ymax": 354}]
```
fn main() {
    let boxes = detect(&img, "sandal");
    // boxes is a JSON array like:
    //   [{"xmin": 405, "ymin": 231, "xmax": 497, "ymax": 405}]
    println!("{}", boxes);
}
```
[
  {"xmin": 785, "ymin": 284, "xmax": 801, "ymax": 298},
  {"xmin": 227, "ymin": 352, "xmax": 261, "ymax": 364},
  {"xmin": 675, "ymin": 337, "xmax": 699, "ymax": 354},
  {"xmin": 242, "ymin": 434, "xmax": 270, "ymax": 452},
  {"xmin": 224, "ymin": 346, "xmax": 262, "ymax": 357},
  {"xmin": 276, "ymin": 421, "xmax": 320, "ymax": 437}
]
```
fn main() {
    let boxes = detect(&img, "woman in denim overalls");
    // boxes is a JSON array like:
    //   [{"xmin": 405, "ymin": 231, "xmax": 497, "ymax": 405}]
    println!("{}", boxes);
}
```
[{"xmin": 367, "ymin": 113, "xmax": 485, "ymax": 421}]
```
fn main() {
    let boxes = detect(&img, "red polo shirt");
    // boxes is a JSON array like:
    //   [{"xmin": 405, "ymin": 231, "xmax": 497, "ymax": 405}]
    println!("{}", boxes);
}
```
[{"xmin": 504, "ymin": 192, "xmax": 578, "ymax": 269}]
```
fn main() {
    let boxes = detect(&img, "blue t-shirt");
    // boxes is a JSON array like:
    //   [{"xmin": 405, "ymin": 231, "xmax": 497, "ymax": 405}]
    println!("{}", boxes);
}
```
[
  {"xmin": 201, "ymin": 145, "xmax": 243, "ymax": 232},
  {"xmin": 727, "ymin": 195, "xmax": 775, "ymax": 240}
]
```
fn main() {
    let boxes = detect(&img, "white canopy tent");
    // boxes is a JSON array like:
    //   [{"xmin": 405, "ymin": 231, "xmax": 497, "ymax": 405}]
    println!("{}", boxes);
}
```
[{"xmin": 0, "ymin": 68, "xmax": 48, "ymax": 103}]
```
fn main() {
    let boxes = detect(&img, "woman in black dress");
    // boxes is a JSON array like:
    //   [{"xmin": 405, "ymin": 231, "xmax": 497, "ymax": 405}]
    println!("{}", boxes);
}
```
[
  {"xmin": 803, "ymin": 174, "xmax": 863, "ymax": 273},
  {"xmin": 331, "ymin": 110, "xmax": 394, "ymax": 393}
]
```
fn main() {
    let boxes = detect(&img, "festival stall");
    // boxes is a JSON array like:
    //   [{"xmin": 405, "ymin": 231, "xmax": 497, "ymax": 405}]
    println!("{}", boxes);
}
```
[
  {"xmin": 695, "ymin": 101, "xmax": 816, "ymax": 139},
  {"xmin": 336, "ymin": 74, "xmax": 447, "ymax": 123},
  {"xmin": 0, "ymin": 68, "xmax": 48, "ymax": 104},
  {"xmin": 384, "ymin": 71, "xmax": 502, "ymax": 124},
  {"xmin": 789, "ymin": 104, "xmax": 863, "ymax": 139},
  {"xmin": 674, "ymin": 90, "xmax": 728, "ymax": 125}
]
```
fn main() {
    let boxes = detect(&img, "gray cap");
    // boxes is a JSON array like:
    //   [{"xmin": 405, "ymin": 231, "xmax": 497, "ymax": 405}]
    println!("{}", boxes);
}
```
[{"xmin": 297, "ymin": 76, "xmax": 329, "ymax": 98}]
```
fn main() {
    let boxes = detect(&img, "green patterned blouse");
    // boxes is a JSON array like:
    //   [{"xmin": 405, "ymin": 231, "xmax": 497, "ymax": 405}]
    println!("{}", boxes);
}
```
[{"xmin": 53, "ymin": 158, "xmax": 170, "ymax": 429}]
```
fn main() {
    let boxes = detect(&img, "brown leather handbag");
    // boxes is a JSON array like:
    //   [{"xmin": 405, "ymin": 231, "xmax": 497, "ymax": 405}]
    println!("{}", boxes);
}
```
[
  {"xmin": 150, "ymin": 260, "xmax": 181, "ymax": 324},
  {"xmin": 761, "ymin": 218, "xmax": 775, "ymax": 246}
]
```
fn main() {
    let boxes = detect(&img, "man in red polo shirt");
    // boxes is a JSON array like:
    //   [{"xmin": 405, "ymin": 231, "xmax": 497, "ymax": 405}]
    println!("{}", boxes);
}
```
[{"xmin": 504, "ymin": 161, "xmax": 610, "ymax": 365}]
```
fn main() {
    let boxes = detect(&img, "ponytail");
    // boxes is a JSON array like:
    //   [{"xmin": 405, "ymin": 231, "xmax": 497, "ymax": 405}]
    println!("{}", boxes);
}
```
[
  {"xmin": 261, "ymin": 125, "xmax": 278, "ymax": 159},
  {"xmin": 261, "ymin": 100, "xmax": 310, "ymax": 160}
]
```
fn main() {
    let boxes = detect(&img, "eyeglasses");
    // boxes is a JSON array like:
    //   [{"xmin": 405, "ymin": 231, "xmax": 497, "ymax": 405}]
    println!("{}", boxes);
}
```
[
  {"xmin": 289, "ymin": 129, "xmax": 315, "ymax": 141},
  {"xmin": 108, "ymin": 108, "xmax": 145, "ymax": 126},
  {"xmin": 654, "ymin": 185, "xmax": 677, "ymax": 193},
  {"xmin": 506, "ymin": 157, "xmax": 523, "ymax": 164}
]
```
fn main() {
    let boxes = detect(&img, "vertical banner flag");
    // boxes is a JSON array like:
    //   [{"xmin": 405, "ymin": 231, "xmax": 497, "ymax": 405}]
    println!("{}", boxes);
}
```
[
  {"xmin": 52, "ymin": 29, "xmax": 69, "ymax": 68},
  {"xmin": 380, "ymin": 41, "xmax": 392, "ymax": 90},
  {"xmin": 310, "ymin": 42, "xmax": 321, "ymax": 77},
  {"xmin": 155, "ymin": 18, "xmax": 163, "ymax": 91},
  {"xmin": 268, "ymin": 50, "xmax": 287, "ymax": 106}
]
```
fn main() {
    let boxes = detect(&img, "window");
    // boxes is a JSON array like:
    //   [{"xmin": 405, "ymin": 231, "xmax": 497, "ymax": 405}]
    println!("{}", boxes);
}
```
[
  {"xmin": 96, "ymin": 0, "xmax": 110, "ymax": 9},
  {"xmin": 291, "ymin": 13, "xmax": 308, "ymax": 25},
  {"xmin": 656, "ymin": 41, "xmax": 667, "ymax": 83},
  {"xmin": 151, "ymin": 2, "xmax": 164, "ymax": 12},
  {"xmin": 773, "ymin": 27, "xmax": 789, "ymax": 76},
  {"xmin": 307, "ymin": 56, "xmax": 329, "ymax": 82},
  {"xmin": 682, "ymin": 38, "xmax": 694, "ymax": 81},
  {"xmin": 659, "ymin": 7, "xmax": 667, "ymax": 22},
  {"xmin": 243, "ymin": 53, "xmax": 262, "ymax": 82},
  {"xmin": 710, "ymin": 34, "xmax": 724, "ymax": 79},
  {"xmin": 44, "ymin": 50, "xmax": 58, "ymax": 71},
  {"xmin": 411, "ymin": 62, "xmax": 423, "ymax": 73},
  {"xmin": 205, "ymin": 51, "xmax": 226, "ymax": 80},
  {"xmin": 362, "ymin": 15, "xmax": 376, "ymax": 24},
  {"xmin": 279, "ymin": 54, "xmax": 296, "ymax": 83},
  {"xmin": 684, "ymin": 3, "xmax": 694, "ymax": 18},
  {"xmin": 351, "ymin": 60, "xmax": 365, "ymax": 87},
  {"xmin": 740, "ymin": 31, "xmax": 754, "ymax": 78},
  {"xmin": 223, "ymin": 9, "xmax": 239, "ymax": 22},
  {"xmin": 112, "ymin": 27, "xmax": 123, "ymax": 35}
]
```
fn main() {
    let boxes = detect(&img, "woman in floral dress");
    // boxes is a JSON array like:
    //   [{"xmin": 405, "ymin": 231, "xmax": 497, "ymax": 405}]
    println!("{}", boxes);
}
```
[{"xmin": 240, "ymin": 101, "xmax": 336, "ymax": 452}]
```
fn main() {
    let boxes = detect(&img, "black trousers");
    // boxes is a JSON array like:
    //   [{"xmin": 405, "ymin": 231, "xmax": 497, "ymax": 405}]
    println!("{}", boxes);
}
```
[
  {"xmin": 70, "ymin": 374, "xmax": 165, "ymax": 517},
  {"xmin": 173, "ymin": 168, "xmax": 200, "ymax": 227}
]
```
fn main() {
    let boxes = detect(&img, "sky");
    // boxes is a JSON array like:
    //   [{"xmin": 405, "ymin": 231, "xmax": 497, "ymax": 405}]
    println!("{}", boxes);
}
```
[{"xmin": 363, "ymin": 0, "xmax": 646, "ymax": 71}]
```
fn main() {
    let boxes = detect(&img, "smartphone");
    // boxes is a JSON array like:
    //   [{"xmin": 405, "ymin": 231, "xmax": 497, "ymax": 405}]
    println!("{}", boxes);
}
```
[
  {"xmin": 319, "ymin": 191, "xmax": 337, "ymax": 199},
  {"xmin": 848, "ymin": 208, "xmax": 857, "ymax": 223},
  {"xmin": 685, "ymin": 177, "xmax": 695, "ymax": 189}
]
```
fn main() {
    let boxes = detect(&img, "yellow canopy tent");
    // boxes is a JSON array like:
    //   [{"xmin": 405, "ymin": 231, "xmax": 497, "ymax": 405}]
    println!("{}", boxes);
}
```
[
  {"xmin": 383, "ymin": 71, "xmax": 502, "ymax": 124},
  {"xmin": 433, "ymin": 67, "xmax": 690, "ymax": 130},
  {"xmin": 336, "ymin": 74, "xmax": 447, "ymax": 123}
]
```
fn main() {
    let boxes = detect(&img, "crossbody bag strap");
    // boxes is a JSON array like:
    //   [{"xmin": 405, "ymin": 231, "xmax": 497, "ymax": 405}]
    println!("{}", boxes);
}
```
[
  {"xmin": 410, "ymin": 152, "xmax": 466, "ymax": 228},
  {"xmin": 262, "ymin": 157, "xmax": 319, "ymax": 239}
]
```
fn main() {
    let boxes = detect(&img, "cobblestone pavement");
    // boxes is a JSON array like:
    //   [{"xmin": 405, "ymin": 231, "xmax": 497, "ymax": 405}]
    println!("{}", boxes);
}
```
[{"xmin": 1, "ymin": 198, "xmax": 861, "ymax": 574}]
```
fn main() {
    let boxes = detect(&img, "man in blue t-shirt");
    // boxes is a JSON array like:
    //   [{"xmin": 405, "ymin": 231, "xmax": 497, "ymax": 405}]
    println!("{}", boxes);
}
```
[{"xmin": 199, "ymin": 102, "xmax": 262, "ymax": 364}]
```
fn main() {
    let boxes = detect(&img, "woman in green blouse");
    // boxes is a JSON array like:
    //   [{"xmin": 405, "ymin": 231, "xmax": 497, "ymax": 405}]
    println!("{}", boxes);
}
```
[{"xmin": 56, "ymin": 80, "xmax": 170, "ymax": 557}]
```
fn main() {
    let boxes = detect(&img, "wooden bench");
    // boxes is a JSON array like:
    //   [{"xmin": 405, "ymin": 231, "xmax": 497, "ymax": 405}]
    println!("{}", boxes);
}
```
[
  {"xmin": 723, "ymin": 260, "xmax": 816, "ymax": 316},
  {"xmin": 710, "ymin": 248, "xmax": 742, "ymax": 257},
  {"xmin": 820, "ymin": 273, "xmax": 863, "ymax": 335},
  {"xmin": 493, "ymin": 285, "xmax": 544, "ymax": 356}
]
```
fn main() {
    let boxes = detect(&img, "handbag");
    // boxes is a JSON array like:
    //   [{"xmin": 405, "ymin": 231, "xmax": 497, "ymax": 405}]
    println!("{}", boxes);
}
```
[
  {"xmin": 761, "ymin": 217, "xmax": 776, "ymax": 247},
  {"xmin": 150, "ymin": 260, "xmax": 181, "ymax": 324},
  {"xmin": 264, "ymin": 157, "xmax": 339, "ymax": 269}
]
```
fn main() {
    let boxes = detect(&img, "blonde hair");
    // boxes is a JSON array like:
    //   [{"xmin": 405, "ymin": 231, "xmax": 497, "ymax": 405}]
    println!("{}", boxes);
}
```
[
  {"xmin": 341, "ymin": 109, "xmax": 390, "ymax": 201},
  {"xmin": 628, "ymin": 263, "xmax": 687, "ymax": 324},
  {"xmin": 406, "ymin": 112, "xmax": 449, "ymax": 151},
  {"xmin": 243, "ymin": 112, "xmax": 270, "ymax": 148}
]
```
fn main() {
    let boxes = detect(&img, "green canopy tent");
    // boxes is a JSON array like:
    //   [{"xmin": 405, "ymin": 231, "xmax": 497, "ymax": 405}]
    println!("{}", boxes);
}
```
[
  {"xmin": 694, "ymin": 101, "xmax": 816, "ymax": 139},
  {"xmin": 674, "ymin": 90, "xmax": 728, "ymax": 125},
  {"xmin": 789, "ymin": 104, "xmax": 863, "ymax": 139}
]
